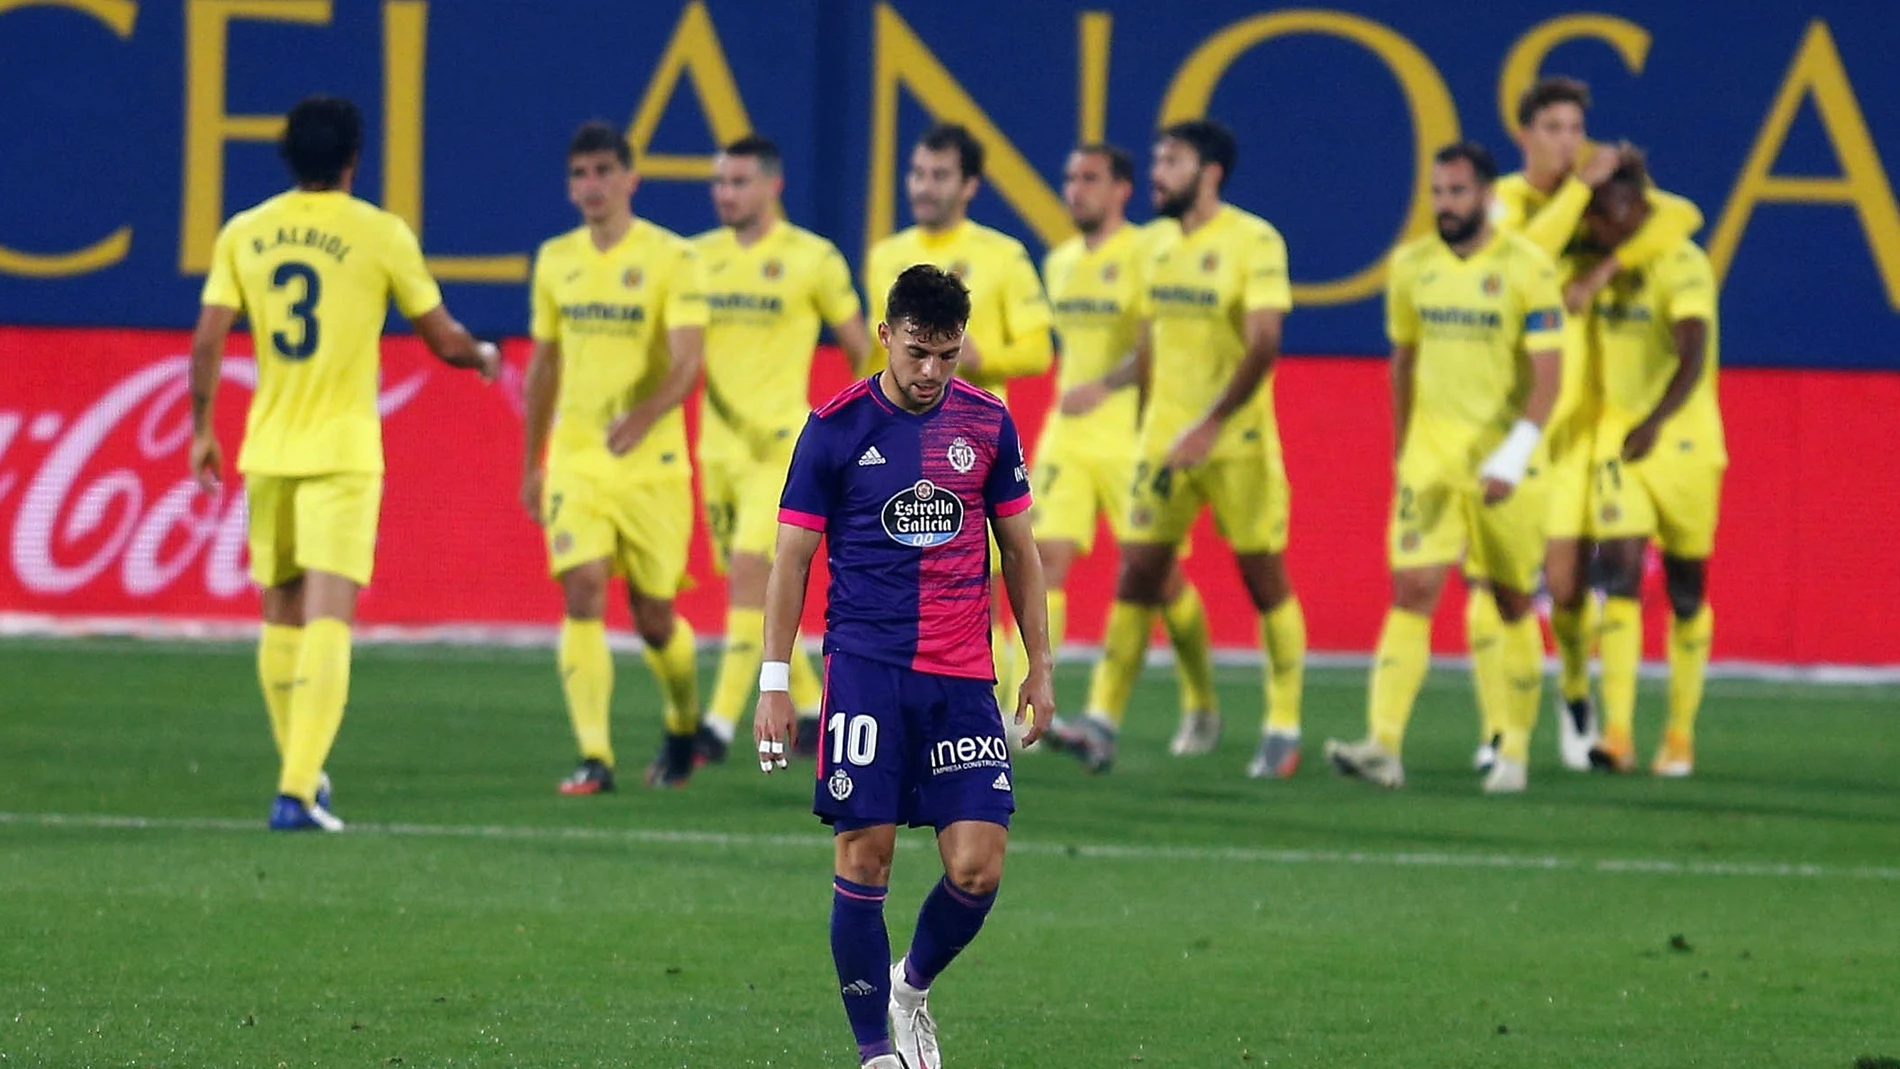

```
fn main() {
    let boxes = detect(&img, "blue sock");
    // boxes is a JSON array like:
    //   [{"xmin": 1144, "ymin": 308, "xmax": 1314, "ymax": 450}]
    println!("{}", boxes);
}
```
[
  {"xmin": 831, "ymin": 876, "xmax": 893, "ymax": 1061},
  {"xmin": 902, "ymin": 876, "xmax": 997, "ymax": 990}
]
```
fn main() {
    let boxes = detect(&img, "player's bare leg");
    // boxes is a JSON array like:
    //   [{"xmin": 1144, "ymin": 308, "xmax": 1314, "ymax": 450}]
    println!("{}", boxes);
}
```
[
  {"xmin": 1654, "ymin": 555, "xmax": 1711, "ymax": 776},
  {"xmin": 269, "ymin": 569, "xmax": 358, "ymax": 830},
  {"xmin": 629, "ymin": 583, "xmax": 699, "ymax": 788},
  {"xmin": 1054, "ymin": 542, "xmax": 1173, "ymax": 772},
  {"xmin": 831, "ymin": 825, "xmax": 899, "ymax": 1067},
  {"xmin": 1483, "ymin": 580, "xmax": 1544, "ymax": 794},
  {"xmin": 1546, "ymin": 536, "xmax": 1601, "ymax": 769},
  {"xmin": 1236, "ymin": 550, "xmax": 1306, "ymax": 776},
  {"xmin": 1590, "ymin": 538, "xmax": 1646, "ymax": 773},
  {"xmin": 553, "ymin": 560, "xmax": 618, "ymax": 794},
  {"xmin": 890, "ymin": 820, "xmax": 1007, "ymax": 1069}
]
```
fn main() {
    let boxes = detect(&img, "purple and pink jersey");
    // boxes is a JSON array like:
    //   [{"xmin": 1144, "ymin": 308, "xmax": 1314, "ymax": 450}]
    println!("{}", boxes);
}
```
[{"xmin": 779, "ymin": 375, "xmax": 1031, "ymax": 681}]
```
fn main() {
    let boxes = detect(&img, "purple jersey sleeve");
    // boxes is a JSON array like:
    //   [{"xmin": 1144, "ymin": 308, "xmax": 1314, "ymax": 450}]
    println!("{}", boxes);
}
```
[
  {"xmin": 984, "ymin": 410, "xmax": 1032, "ymax": 518},
  {"xmin": 779, "ymin": 414, "xmax": 836, "ymax": 531}
]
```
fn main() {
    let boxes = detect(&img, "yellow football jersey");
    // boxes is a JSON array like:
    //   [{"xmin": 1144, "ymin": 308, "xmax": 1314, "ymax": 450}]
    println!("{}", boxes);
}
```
[
  {"xmin": 1386, "ymin": 230, "xmax": 1566, "ymax": 468},
  {"xmin": 1136, "ymin": 205, "xmax": 1292, "ymax": 460},
  {"xmin": 1491, "ymin": 172, "xmax": 1704, "ymax": 267},
  {"xmin": 863, "ymin": 219, "xmax": 1052, "ymax": 396},
  {"xmin": 201, "ymin": 190, "xmax": 443, "ymax": 477},
  {"xmin": 692, "ymin": 221, "xmax": 861, "ymax": 461},
  {"xmin": 1040, "ymin": 222, "xmax": 1155, "ymax": 457},
  {"xmin": 530, "ymin": 219, "xmax": 707, "ymax": 481},
  {"xmin": 1589, "ymin": 240, "xmax": 1725, "ymax": 460}
]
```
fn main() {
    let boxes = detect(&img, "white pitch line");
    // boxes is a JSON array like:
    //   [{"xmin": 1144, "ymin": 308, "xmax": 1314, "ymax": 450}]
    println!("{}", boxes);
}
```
[{"xmin": 4, "ymin": 811, "xmax": 1896, "ymax": 883}]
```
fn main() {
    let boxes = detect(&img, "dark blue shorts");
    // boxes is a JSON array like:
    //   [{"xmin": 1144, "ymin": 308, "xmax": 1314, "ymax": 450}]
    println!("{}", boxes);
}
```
[{"xmin": 814, "ymin": 651, "xmax": 1015, "ymax": 832}]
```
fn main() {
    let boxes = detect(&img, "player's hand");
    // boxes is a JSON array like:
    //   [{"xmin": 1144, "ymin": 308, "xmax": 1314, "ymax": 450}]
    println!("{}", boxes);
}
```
[
  {"xmin": 1166, "ymin": 419, "xmax": 1219, "ymax": 470},
  {"xmin": 1015, "ymin": 658, "xmax": 1056, "ymax": 747},
  {"xmin": 519, "ymin": 468, "xmax": 544, "ymax": 522},
  {"xmin": 1577, "ymin": 142, "xmax": 1622, "ymax": 187},
  {"xmin": 1059, "ymin": 381, "xmax": 1110, "ymax": 417},
  {"xmin": 607, "ymin": 407, "xmax": 657, "ymax": 456},
  {"xmin": 753, "ymin": 691, "xmax": 796, "ymax": 773},
  {"xmin": 1481, "ymin": 476, "xmax": 1516, "ymax": 505},
  {"xmin": 189, "ymin": 433, "xmax": 223, "ymax": 494},
  {"xmin": 1622, "ymin": 420, "xmax": 1661, "ymax": 463},
  {"xmin": 472, "ymin": 341, "xmax": 502, "ymax": 384}
]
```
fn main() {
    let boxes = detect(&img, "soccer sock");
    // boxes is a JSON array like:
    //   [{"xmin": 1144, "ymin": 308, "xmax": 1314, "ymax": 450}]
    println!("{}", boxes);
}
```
[
  {"xmin": 277, "ymin": 617, "xmax": 351, "ymax": 803},
  {"xmin": 830, "ymin": 876, "xmax": 894, "ymax": 1061},
  {"xmin": 705, "ymin": 608, "xmax": 764, "ymax": 740},
  {"xmin": 644, "ymin": 620, "xmax": 699, "ymax": 737},
  {"xmin": 257, "ymin": 623, "xmax": 302, "ymax": 756},
  {"xmin": 1367, "ymin": 609, "xmax": 1432, "ymax": 755},
  {"xmin": 1464, "ymin": 590, "xmax": 1507, "ymax": 743},
  {"xmin": 1497, "ymin": 614, "xmax": 1544, "ymax": 764},
  {"xmin": 1550, "ymin": 598, "xmax": 1599, "ymax": 705},
  {"xmin": 1162, "ymin": 584, "xmax": 1218, "ymax": 715},
  {"xmin": 1260, "ymin": 597, "xmax": 1307, "ymax": 735},
  {"xmin": 1599, "ymin": 597, "xmax": 1643, "ymax": 745},
  {"xmin": 1084, "ymin": 600, "xmax": 1157, "ymax": 728},
  {"xmin": 903, "ymin": 876, "xmax": 998, "ymax": 990},
  {"xmin": 559, "ymin": 617, "xmax": 615, "ymax": 765},
  {"xmin": 1667, "ymin": 604, "xmax": 1713, "ymax": 742},
  {"xmin": 789, "ymin": 641, "xmax": 824, "ymax": 716}
]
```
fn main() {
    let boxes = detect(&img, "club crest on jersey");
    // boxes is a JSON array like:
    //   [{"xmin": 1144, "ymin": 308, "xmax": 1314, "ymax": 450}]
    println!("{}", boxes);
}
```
[
  {"xmin": 1200, "ymin": 252, "xmax": 1219, "ymax": 273},
  {"xmin": 947, "ymin": 436, "xmax": 977, "ymax": 473},
  {"xmin": 762, "ymin": 258, "xmax": 783, "ymax": 280},
  {"xmin": 827, "ymin": 768, "xmax": 854, "ymax": 801},
  {"xmin": 622, "ymin": 267, "xmax": 643, "ymax": 289},
  {"xmin": 881, "ymin": 479, "xmax": 965, "ymax": 548},
  {"xmin": 949, "ymin": 260, "xmax": 970, "ymax": 279},
  {"xmin": 1481, "ymin": 272, "xmax": 1502, "ymax": 296},
  {"xmin": 1102, "ymin": 263, "xmax": 1120, "ymax": 282}
]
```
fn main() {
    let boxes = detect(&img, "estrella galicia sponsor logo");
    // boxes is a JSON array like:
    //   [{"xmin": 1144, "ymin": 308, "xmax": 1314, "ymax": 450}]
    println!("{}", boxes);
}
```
[
  {"xmin": 827, "ymin": 768, "xmax": 854, "ymax": 801},
  {"xmin": 881, "ymin": 479, "xmax": 964, "ymax": 548},
  {"xmin": 930, "ymin": 735, "xmax": 1010, "ymax": 775}
]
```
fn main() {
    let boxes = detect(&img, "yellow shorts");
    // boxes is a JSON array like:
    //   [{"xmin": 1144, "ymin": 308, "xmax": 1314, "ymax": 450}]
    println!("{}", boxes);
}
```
[
  {"xmin": 244, "ymin": 471, "xmax": 383, "ymax": 588},
  {"xmin": 1390, "ymin": 450, "xmax": 1548, "ymax": 594},
  {"xmin": 1587, "ymin": 437, "xmax": 1725, "ymax": 559},
  {"xmin": 543, "ymin": 467, "xmax": 694, "ymax": 597},
  {"xmin": 1544, "ymin": 440, "xmax": 1593, "ymax": 542},
  {"xmin": 1030, "ymin": 445, "xmax": 1134, "ymax": 553},
  {"xmin": 700, "ymin": 446, "xmax": 793, "ymax": 573},
  {"xmin": 1123, "ymin": 448, "xmax": 1291, "ymax": 555}
]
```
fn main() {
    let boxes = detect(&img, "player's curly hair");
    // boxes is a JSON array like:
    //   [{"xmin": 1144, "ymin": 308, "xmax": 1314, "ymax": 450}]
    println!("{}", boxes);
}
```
[
  {"xmin": 1604, "ymin": 145, "xmax": 1651, "ymax": 192},
  {"xmin": 1158, "ymin": 119, "xmax": 1238, "ymax": 190},
  {"xmin": 885, "ymin": 264, "xmax": 971, "ymax": 341},
  {"xmin": 280, "ymin": 96, "xmax": 362, "ymax": 188}
]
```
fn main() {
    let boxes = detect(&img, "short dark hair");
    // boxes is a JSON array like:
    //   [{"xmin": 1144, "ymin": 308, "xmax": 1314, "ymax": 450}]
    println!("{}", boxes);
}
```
[
  {"xmin": 280, "ymin": 96, "xmax": 362, "ymax": 187},
  {"xmin": 1158, "ymin": 119, "xmax": 1238, "ymax": 190},
  {"xmin": 568, "ymin": 120, "xmax": 633, "ymax": 169},
  {"xmin": 1516, "ymin": 76, "xmax": 1592, "ymax": 128},
  {"xmin": 918, "ymin": 123, "xmax": 984, "ymax": 181},
  {"xmin": 1434, "ymin": 140, "xmax": 1499, "ymax": 185},
  {"xmin": 885, "ymin": 264, "xmax": 971, "ymax": 339},
  {"xmin": 1076, "ymin": 141, "xmax": 1135, "ymax": 184},
  {"xmin": 1602, "ymin": 145, "xmax": 1651, "ymax": 194},
  {"xmin": 722, "ymin": 134, "xmax": 782, "ymax": 176}
]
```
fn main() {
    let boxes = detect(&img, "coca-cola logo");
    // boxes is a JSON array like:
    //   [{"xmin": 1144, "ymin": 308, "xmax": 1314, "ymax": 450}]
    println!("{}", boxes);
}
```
[{"xmin": 1, "ymin": 355, "xmax": 428, "ymax": 602}]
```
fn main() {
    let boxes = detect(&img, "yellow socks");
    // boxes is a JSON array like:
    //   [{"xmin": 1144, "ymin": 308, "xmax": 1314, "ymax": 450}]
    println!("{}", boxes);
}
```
[
  {"xmin": 257, "ymin": 623, "xmax": 302, "ymax": 755},
  {"xmin": 559, "ymin": 617, "xmax": 616, "ymax": 765},
  {"xmin": 645, "ymin": 620, "xmax": 700, "ymax": 737},
  {"xmin": 1367, "ymin": 609, "xmax": 1431, "ymax": 754},
  {"xmin": 1497, "ymin": 615, "xmax": 1543, "ymax": 764},
  {"xmin": 1550, "ymin": 599, "xmax": 1599, "ymax": 704},
  {"xmin": 707, "ymin": 608, "xmax": 764, "ymax": 739},
  {"xmin": 1599, "ymin": 597, "xmax": 1643, "ymax": 747},
  {"xmin": 1667, "ymin": 604, "xmax": 1713, "ymax": 741},
  {"xmin": 1464, "ymin": 589, "xmax": 1506, "ymax": 743},
  {"xmin": 789, "ymin": 643, "xmax": 823, "ymax": 714},
  {"xmin": 1260, "ymin": 597, "xmax": 1306, "ymax": 735},
  {"xmin": 277, "ymin": 617, "xmax": 351, "ymax": 802},
  {"xmin": 1163, "ymin": 585, "xmax": 1217, "ymax": 715},
  {"xmin": 1084, "ymin": 600, "xmax": 1156, "ymax": 729}
]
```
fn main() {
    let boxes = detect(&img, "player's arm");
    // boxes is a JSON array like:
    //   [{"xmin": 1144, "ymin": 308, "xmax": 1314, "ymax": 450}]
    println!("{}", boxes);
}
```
[
  {"xmin": 519, "ymin": 339, "xmax": 560, "ymax": 519},
  {"xmin": 858, "ymin": 252, "xmax": 891, "ymax": 377},
  {"xmin": 754, "ymin": 520, "xmax": 822, "ymax": 771},
  {"xmin": 993, "ymin": 507, "xmax": 1054, "ymax": 745},
  {"xmin": 1624, "ymin": 252, "xmax": 1714, "ymax": 462},
  {"xmin": 815, "ymin": 246, "xmax": 873, "ymax": 375},
  {"xmin": 1061, "ymin": 318, "xmax": 1149, "ymax": 417},
  {"xmin": 410, "ymin": 306, "xmax": 500, "ymax": 379},
  {"xmin": 1166, "ymin": 306, "xmax": 1283, "ymax": 469},
  {"xmin": 962, "ymin": 251, "xmax": 1053, "ymax": 380},
  {"xmin": 831, "ymin": 314, "xmax": 873, "ymax": 375},
  {"xmin": 187, "ymin": 302, "xmax": 241, "ymax": 492},
  {"xmin": 1479, "ymin": 269, "xmax": 1565, "ymax": 503},
  {"xmin": 610, "ymin": 324, "xmax": 705, "ymax": 455},
  {"xmin": 1389, "ymin": 343, "xmax": 1416, "ymax": 460},
  {"xmin": 1519, "ymin": 145, "xmax": 1620, "ymax": 259},
  {"xmin": 388, "ymin": 216, "xmax": 499, "ymax": 379},
  {"xmin": 1567, "ymin": 188, "xmax": 1705, "ymax": 310},
  {"xmin": 1385, "ymin": 249, "xmax": 1420, "ymax": 459}
]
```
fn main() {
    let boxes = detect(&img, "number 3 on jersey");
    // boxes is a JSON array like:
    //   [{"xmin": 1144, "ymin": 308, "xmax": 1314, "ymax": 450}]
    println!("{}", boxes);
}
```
[
  {"xmin": 827, "ymin": 713, "xmax": 878, "ymax": 766},
  {"xmin": 270, "ymin": 261, "xmax": 322, "ymax": 360}
]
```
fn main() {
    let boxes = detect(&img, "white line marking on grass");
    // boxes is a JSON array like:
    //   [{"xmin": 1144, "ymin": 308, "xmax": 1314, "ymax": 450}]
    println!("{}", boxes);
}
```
[{"xmin": 5, "ymin": 811, "xmax": 1897, "ymax": 883}]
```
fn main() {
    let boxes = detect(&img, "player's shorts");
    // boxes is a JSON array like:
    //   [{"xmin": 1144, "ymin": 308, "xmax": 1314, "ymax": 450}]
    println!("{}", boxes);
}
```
[
  {"xmin": 814, "ymin": 650, "xmax": 1015, "ymax": 832},
  {"xmin": 1586, "ymin": 435, "xmax": 1725, "ymax": 559},
  {"xmin": 1390, "ymin": 448, "xmax": 1549, "ymax": 594},
  {"xmin": 1122, "ymin": 447, "xmax": 1290, "ymax": 555},
  {"xmin": 1543, "ymin": 440, "xmax": 1594, "ymax": 542},
  {"xmin": 1030, "ymin": 445, "xmax": 1133, "ymax": 552},
  {"xmin": 542, "ymin": 466, "xmax": 693, "ymax": 597},
  {"xmin": 700, "ymin": 444, "xmax": 794, "ymax": 573},
  {"xmin": 244, "ymin": 471, "xmax": 383, "ymax": 588}
]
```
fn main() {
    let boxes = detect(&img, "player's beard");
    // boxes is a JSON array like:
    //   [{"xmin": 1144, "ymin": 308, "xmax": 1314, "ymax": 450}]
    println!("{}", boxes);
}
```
[
  {"xmin": 1436, "ymin": 206, "xmax": 1485, "ymax": 245},
  {"xmin": 1154, "ymin": 174, "xmax": 1199, "ymax": 220},
  {"xmin": 1070, "ymin": 206, "xmax": 1105, "ymax": 236}
]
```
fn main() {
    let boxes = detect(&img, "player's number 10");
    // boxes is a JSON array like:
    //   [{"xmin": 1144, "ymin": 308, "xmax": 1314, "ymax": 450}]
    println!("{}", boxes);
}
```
[{"xmin": 827, "ymin": 713, "xmax": 879, "ymax": 766}]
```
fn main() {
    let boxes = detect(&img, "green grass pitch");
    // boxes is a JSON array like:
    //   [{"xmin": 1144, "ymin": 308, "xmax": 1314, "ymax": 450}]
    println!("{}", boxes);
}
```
[{"xmin": 2, "ymin": 637, "xmax": 1896, "ymax": 1067}]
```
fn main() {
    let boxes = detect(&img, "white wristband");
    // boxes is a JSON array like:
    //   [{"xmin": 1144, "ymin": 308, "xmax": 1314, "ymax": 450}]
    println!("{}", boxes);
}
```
[
  {"xmin": 1479, "ymin": 419, "xmax": 1541, "ymax": 487},
  {"xmin": 759, "ymin": 660, "xmax": 791, "ymax": 693}
]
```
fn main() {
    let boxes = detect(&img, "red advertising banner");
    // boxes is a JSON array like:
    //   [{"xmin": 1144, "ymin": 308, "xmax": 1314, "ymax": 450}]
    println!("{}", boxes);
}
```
[{"xmin": 2, "ymin": 327, "xmax": 1896, "ymax": 665}]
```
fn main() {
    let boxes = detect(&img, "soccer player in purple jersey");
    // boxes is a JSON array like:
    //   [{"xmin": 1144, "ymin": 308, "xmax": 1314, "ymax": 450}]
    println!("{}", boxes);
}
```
[{"xmin": 753, "ymin": 264, "xmax": 1055, "ymax": 1069}]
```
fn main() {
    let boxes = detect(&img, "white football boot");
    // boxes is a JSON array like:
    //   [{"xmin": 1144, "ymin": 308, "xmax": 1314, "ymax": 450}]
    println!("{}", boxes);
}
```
[{"xmin": 889, "ymin": 960, "xmax": 941, "ymax": 1069}]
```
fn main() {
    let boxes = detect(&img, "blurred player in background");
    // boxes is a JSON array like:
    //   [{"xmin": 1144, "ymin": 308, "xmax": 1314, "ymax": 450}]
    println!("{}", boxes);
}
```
[
  {"xmin": 188, "ymin": 95, "xmax": 500, "ymax": 831},
  {"xmin": 1469, "ymin": 76, "xmax": 1705, "ymax": 773},
  {"xmin": 1326, "ymin": 142, "xmax": 1563, "ymax": 794},
  {"xmin": 692, "ymin": 135, "xmax": 873, "ymax": 763},
  {"xmin": 1020, "ymin": 142, "xmax": 1217, "ymax": 750},
  {"xmin": 1577, "ymin": 155, "xmax": 1724, "ymax": 776},
  {"xmin": 755, "ymin": 265, "xmax": 1053, "ymax": 1069},
  {"xmin": 863, "ymin": 122, "xmax": 1054, "ymax": 705},
  {"xmin": 1051, "ymin": 119, "xmax": 1307, "ymax": 778},
  {"xmin": 520, "ymin": 122, "xmax": 706, "ymax": 794}
]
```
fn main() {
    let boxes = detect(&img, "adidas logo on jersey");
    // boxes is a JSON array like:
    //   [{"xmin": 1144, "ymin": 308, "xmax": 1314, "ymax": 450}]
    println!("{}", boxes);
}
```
[
  {"xmin": 992, "ymin": 772, "xmax": 1012, "ymax": 791},
  {"xmin": 858, "ymin": 446, "xmax": 887, "ymax": 466},
  {"xmin": 841, "ymin": 979, "xmax": 878, "ymax": 996}
]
